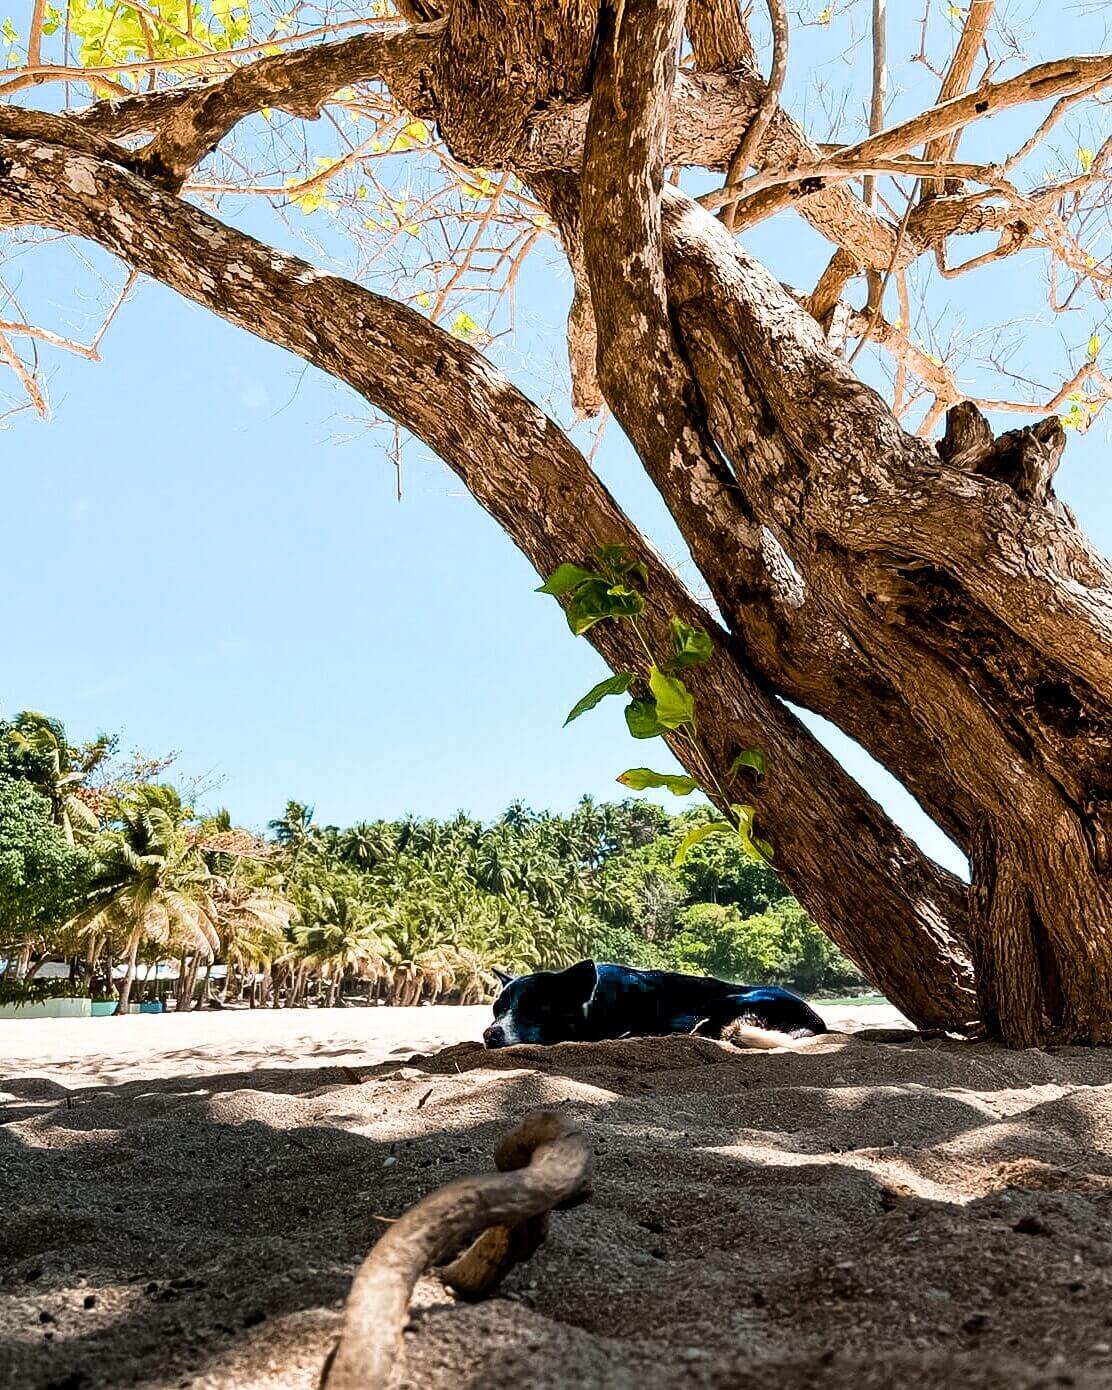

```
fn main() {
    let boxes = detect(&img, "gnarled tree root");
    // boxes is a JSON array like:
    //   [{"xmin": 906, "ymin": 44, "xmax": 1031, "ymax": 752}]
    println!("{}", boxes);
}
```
[{"xmin": 320, "ymin": 1109, "xmax": 593, "ymax": 1389}]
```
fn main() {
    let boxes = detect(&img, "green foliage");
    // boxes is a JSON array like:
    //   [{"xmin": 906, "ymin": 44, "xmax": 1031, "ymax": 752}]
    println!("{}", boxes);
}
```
[
  {"xmin": 729, "ymin": 748, "xmax": 768, "ymax": 780},
  {"xmin": 671, "ymin": 899, "xmax": 865, "ymax": 993},
  {"xmin": 665, "ymin": 618, "xmax": 713, "ymax": 671},
  {"xmin": 0, "ymin": 704, "xmax": 867, "ymax": 1003},
  {"xmin": 648, "ymin": 665, "xmax": 696, "ymax": 730},
  {"xmin": 538, "ymin": 547, "xmax": 770, "ymax": 869},
  {"xmin": 0, "ymin": 976, "xmax": 91, "ymax": 1006},
  {"xmin": 616, "ymin": 768, "xmax": 699, "ymax": 796},
  {"xmin": 674, "ymin": 818, "xmax": 734, "ymax": 865},
  {"xmin": 565, "ymin": 672, "xmax": 634, "ymax": 726},
  {"xmin": 0, "ymin": 774, "xmax": 91, "ymax": 940}
]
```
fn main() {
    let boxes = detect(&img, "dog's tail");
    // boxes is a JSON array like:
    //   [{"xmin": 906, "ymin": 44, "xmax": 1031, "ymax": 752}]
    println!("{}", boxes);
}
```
[{"xmin": 719, "ymin": 1017, "xmax": 823, "ymax": 1051}]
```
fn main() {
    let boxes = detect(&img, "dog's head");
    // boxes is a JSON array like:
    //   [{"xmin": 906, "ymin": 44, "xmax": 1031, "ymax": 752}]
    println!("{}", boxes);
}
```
[{"xmin": 483, "ymin": 959, "xmax": 599, "ymax": 1048}]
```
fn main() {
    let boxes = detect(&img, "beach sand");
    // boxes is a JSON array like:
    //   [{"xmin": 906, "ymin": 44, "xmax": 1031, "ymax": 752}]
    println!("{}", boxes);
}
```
[{"xmin": 2, "ymin": 1003, "xmax": 1111, "ymax": 1389}]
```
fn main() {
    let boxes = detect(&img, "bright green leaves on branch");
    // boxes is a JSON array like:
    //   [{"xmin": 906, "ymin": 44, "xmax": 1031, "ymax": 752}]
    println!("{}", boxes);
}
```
[
  {"xmin": 566, "ymin": 581, "xmax": 643, "ymax": 635},
  {"xmin": 671, "ymin": 805, "xmax": 773, "ymax": 869},
  {"xmin": 729, "ymin": 747, "xmax": 768, "ymax": 780},
  {"xmin": 648, "ymin": 664, "xmax": 695, "ymax": 730},
  {"xmin": 537, "ymin": 546, "xmax": 646, "ymax": 635},
  {"xmin": 732, "ymin": 802, "xmax": 774, "ymax": 864},
  {"xmin": 542, "ymin": 546, "xmax": 774, "ymax": 869},
  {"xmin": 538, "ymin": 564, "xmax": 596, "ymax": 596},
  {"xmin": 674, "ymin": 819, "xmax": 734, "ymax": 865},
  {"xmin": 617, "ymin": 768, "xmax": 699, "ymax": 796},
  {"xmin": 564, "ymin": 673, "xmax": 634, "ymax": 726},
  {"xmin": 625, "ymin": 699, "xmax": 667, "ymax": 739},
  {"xmin": 666, "ymin": 617, "xmax": 713, "ymax": 670}
]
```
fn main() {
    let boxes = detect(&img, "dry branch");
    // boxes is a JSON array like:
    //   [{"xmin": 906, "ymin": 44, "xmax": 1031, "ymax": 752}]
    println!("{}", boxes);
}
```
[{"xmin": 321, "ymin": 1109, "xmax": 592, "ymax": 1390}]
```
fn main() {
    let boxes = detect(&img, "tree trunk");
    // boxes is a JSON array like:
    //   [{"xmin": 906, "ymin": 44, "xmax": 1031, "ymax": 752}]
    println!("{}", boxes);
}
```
[
  {"xmin": 180, "ymin": 954, "xmax": 202, "ymax": 1011},
  {"xmin": 116, "ymin": 931, "xmax": 141, "ymax": 1016}
]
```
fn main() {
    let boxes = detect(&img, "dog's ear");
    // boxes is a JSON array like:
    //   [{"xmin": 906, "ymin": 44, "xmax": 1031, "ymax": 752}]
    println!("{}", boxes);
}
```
[
  {"xmin": 492, "ymin": 968, "xmax": 516, "ymax": 989},
  {"xmin": 558, "ymin": 958, "xmax": 598, "ymax": 1007}
]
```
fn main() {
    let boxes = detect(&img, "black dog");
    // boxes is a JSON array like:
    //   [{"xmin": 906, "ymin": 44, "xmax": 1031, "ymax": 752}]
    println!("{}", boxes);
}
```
[{"xmin": 483, "ymin": 959, "xmax": 826, "ymax": 1050}]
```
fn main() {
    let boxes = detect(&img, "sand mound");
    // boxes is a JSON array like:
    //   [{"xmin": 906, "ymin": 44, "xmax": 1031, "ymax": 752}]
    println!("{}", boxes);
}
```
[{"xmin": 1, "ymin": 1016, "xmax": 1110, "ymax": 1389}]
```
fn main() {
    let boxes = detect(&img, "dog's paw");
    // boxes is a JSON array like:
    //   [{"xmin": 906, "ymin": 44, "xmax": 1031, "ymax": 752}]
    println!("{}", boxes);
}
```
[{"xmin": 719, "ymin": 1015, "xmax": 815, "ymax": 1050}]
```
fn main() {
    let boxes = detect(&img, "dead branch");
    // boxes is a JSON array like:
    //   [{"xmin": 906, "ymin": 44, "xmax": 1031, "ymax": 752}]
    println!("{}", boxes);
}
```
[
  {"xmin": 719, "ymin": 0, "xmax": 789, "ymax": 231},
  {"xmin": 719, "ymin": 53, "xmax": 1112, "ymax": 226},
  {"xmin": 920, "ymin": 0, "xmax": 995, "ymax": 200},
  {"xmin": 320, "ymin": 1109, "xmax": 592, "ymax": 1390}
]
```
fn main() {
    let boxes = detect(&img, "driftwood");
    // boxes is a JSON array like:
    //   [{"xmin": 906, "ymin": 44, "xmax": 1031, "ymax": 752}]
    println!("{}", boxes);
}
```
[{"xmin": 320, "ymin": 1109, "xmax": 592, "ymax": 1389}]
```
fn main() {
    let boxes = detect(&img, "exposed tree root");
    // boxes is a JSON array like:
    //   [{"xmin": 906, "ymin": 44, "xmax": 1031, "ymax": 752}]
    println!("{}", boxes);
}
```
[{"xmin": 320, "ymin": 1108, "xmax": 592, "ymax": 1389}]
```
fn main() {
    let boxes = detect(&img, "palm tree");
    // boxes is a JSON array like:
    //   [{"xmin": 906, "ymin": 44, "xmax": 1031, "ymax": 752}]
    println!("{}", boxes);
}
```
[
  {"xmin": 207, "ymin": 873, "xmax": 295, "ymax": 1008},
  {"xmin": 69, "ymin": 784, "xmax": 217, "ymax": 1014},
  {"xmin": 289, "ymin": 886, "xmax": 382, "ymax": 1006},
  {"xmin": 5, "ymin": 711, "xmax": 111, "ymax": 844},
  {"xmin": 268, "ymin": 800, "xmax": 316, "ymax": 862}
]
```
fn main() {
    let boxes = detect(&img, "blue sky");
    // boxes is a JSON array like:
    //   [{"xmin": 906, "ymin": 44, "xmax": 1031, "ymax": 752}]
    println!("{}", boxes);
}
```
[{"xmin": 3, "ymin": 3, "xmax": 1109, "ymax": 878}]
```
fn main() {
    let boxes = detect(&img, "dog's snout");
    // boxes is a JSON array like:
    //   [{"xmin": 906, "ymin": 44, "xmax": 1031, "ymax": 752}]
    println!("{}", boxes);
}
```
[{"xmin": 483, "ymin": 1024, "xmax": 505, "ymax": 1049}]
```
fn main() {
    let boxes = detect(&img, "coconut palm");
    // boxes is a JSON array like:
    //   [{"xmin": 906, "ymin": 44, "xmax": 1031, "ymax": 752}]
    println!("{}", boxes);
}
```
[
  {"xmin": 267, "ymin": 800, "xmax": 317, "ymax": 862},
  {"xmin": 4, "ymin": 711, "xmax": 111, "ymax": 844},
  {"xmin": 69, "ymin": 784, "xmax": 218, "ymax": 1014},
  {"xmin": 289, "ymin": 886, "xmax": 383, "ymax": 1006}
]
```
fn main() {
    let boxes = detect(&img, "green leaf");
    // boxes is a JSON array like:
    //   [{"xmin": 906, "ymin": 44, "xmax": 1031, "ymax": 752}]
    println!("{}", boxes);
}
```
[
  {"xmin": 673, "ymin": 819, "xmax": 733, "ymax": 866},
  {"xmin": 649, "ymin": 665, "xmax": 696, "ymax": 729},
  {"xmin": 450, "ymin": 311, "xmax": 484, "ymax": 342},
  {"xmin": 564, "ymin": 673, "xmax": 634, "ymax": 725},
  {"xmin": 1087, "ymin": 332, "xmax": 1101, "ymax": 362},
  {"xmin": 617, "ymin": 768, "xmax": 700, "ymax": 795},
  {"xmin": 590, "ymin": 544, "xmax": 647, "ymax": 586},
  {"xmin": 625, "ymin": 699, "xmax": 666, "ymax": 739},
  {"xmin": 729, "ymin": 747, "xmax": 768, "ymax": 780},
  {"xmin": 566, "ymin": 580, "xmax": 644, "ymax": 634},
  {"xmin": 731, "ymin": 803, "xmax": 774, "ymax": 864},
  {"xmin": 537, "ymin": 563, "xmax": 596, "ymax": 597},
  {"xmin": 668, "ymin": 617, "xmax": 713, "ymax": 669}
]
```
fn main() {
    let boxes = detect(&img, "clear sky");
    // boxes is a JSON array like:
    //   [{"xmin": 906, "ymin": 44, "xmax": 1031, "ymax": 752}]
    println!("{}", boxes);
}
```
[{"xmin": 4, "ymin": 3, "xmax": 1108, "ymax": 880}]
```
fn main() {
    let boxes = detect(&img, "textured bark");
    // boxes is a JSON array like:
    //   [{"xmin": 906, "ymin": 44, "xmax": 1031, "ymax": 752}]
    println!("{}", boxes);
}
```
[{"xmin": 6, "ymin": 0, "xmax": 1112, "ymax": 1043}]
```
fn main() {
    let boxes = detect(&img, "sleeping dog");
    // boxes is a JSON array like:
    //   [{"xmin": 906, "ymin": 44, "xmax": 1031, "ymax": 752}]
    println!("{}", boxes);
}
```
[{"xmin": 483, "ymin": 959, "xmax": 826, "ymax": 1050}]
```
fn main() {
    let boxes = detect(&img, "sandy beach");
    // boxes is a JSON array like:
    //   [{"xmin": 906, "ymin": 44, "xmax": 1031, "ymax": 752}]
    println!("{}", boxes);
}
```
[{"xmin": 2, "ymin": 1003, "xmax": 1111, "ymax": 1389}]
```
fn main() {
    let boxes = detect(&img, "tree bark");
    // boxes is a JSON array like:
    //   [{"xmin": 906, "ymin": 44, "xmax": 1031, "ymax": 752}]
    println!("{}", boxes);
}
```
[{"xmin": 115, "ymin": 929, "xmax": 141, "ymax": 1016}]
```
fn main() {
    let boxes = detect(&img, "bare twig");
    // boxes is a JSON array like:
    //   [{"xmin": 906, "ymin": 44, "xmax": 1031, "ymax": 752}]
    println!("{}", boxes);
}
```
[
  {"xmin": 849, "ymin": 188, "xmax": 915, "ymax": 366},
  {"xmin": 719, "ymin": 0, "xmax": 789, "ymax": 231},
  {"xmin": 920, "ymin": 0, "xmax": 995, "ymax": 200},
  {"xmin": 0, "ymin": 329, "xmax": 47, "ymax": 416},
  {"xmin": 320, "ymin": 1110, "xmax": 592, "ymax": 1390}
]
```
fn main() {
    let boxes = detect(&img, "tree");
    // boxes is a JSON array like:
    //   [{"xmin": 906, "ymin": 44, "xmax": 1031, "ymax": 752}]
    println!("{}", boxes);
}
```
[
  {"xmin": 5, "ymin": 3, "xmax": 1111, "ymax": 1043},
  {"xmin": 0, "ymin": 774, "xmax": 91, "ymax": 971},
  {"xmin": 71, "ymin": 784, "xmax": 219, "ymax": 1014},
  {"xmin": 2, "ymin": 712, "xmax": 110, "ymax": 844},
  {"xmin": 290, "ymin": 884, "xmax": 383, "ymax": 1005}
]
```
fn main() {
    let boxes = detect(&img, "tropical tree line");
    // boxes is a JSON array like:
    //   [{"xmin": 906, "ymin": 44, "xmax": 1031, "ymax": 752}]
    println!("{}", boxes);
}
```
[{"xmin": 0, "ymin": 710, "xmax": 867, "ymax": 1012}]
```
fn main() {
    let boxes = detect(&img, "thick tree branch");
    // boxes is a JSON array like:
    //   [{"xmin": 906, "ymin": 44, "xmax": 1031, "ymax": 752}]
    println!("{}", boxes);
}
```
[
  {"xmin": 573, "ymin": 0, "xmax": 982, "ymax": 851},
  {"xmin": 0, "ymin": 133, "xmax": 976, "ymax": 1024},
  {"xmin": 686, "ymin": 0, "xmax": 756, "ymax": 69},
  {"xmin": 658, "ymin": 187, "xmax": 1112, "ymax": 703},
  {"xmin": 137, "ymin": 23, "xmax": 441, "ymax": 187}
]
